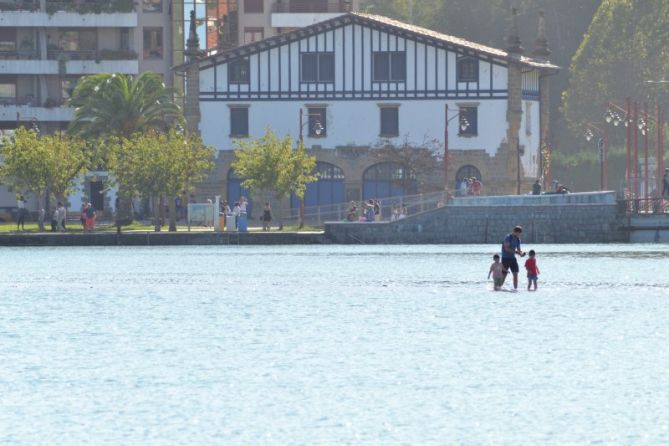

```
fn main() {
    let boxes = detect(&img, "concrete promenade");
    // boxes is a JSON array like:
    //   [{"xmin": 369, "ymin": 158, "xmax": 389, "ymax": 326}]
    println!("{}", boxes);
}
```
[
  {"xmin": 0, "ymin": 230, "xmax": 327, "ymax": 246},
  {"xmin": 2, "ymin": 192, "xmax": 667, "ymax": 245}
]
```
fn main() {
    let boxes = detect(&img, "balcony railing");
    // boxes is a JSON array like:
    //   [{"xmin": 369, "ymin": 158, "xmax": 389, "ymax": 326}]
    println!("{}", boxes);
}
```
[
  {"xmin": 47, "ymin": 48, "xmax": 138, "ymax": 60},
  {"xmin": 0, "ymin": 0, "xmax": 40, "ymax": 11},
  {"xmin": 0, "ymin": 50, "xmax": 40, "ymax": 60},
  {"xmin": 272, "ymin": 0, "xmax": 350, "ymax": 13},
  {"xmin": 0, "ymin": 96, "xmax": 69, "ymax": 107},
  {"xmin": 45, "ymin": 0, "xmax": 134, "ymax": 14}
]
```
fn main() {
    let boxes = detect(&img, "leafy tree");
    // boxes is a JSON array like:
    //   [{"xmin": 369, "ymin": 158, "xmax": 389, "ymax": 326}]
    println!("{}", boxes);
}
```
[
  {"xmin": 68, "ymin": 71, "xmax": 185, "ymax": 225},
  {"xmin": 563, "ymin": 0, "xmax": 669, "ymax": 135},
  {"xmin": 373, "ymin": 136, "xmax": 442, "ymax": 192},
  {"xmin": 231, "ymin": 128, "xmax": 317, "ymax": 226},
  {"xmin": 68, "ymin": 72, "xmax": 183, "ymax": 139},
  {"xmin": 0, "ymin": 128, "xmax": 90, "ymax": 217},
  {"xmin": 108, "ymin": 130, "xmax": 215, "ymax": 231}
]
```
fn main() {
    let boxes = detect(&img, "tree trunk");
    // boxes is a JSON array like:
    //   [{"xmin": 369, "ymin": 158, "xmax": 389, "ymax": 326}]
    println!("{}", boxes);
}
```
[
  {"xmin": 153, "ymin": 195, "xmax": 161, "ymax": 232},
  {"xmin": 168, "ymin": 195, "xmax": 177, "ymax": 232}
]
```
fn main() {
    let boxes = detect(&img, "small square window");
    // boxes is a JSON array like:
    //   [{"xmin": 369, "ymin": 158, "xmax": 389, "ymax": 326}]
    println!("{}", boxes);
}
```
[
  {"xmin": 373, "ymin": 51, "xmax": 406, "ymax": 82},
  {"xmin": 300, "ymin": 52, "xmax": 334, "ymax": 83},
  {"xmin": 308, "ymin": 107, "xmax": 326, "ymax": 137},
  {"xmin": 459, "ymin": 106, "xmax": 478, "ymax": 136},
  {"xmin": 244, "ymin": 0, "xmax": 263, "ymax": 13},
  {"xmin": 230, "ymin": 107, "xmax": 249, "ymax": 137},
  {"xmin": 142, "ymin": 0, "xmax": 162, "ymax": 12},
  {"xmin": 228, "ymin": 59, "xmax": 250, "ymax": 84},
  {"xmin": 457, "ymin": 57, "xmax": 478, "ymax": 82},
  {"xmin": 380, "ymin": 107, "xmax": 399, "ymax": 136},
  {"xmin": 243, "ymin": 27, "xmax": 264, "ymax": 43}
]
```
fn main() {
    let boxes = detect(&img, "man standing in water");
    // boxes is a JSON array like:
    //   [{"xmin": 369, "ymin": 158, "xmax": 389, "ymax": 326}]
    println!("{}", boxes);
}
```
[{"xmin": 501, "ymin": 226, "xmax": 525, "ymax": 290}]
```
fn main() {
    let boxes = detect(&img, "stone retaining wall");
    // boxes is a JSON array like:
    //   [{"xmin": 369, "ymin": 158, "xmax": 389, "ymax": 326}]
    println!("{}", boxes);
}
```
[
  {"xmin": 0, "ymin": 231, "xmax": 327, "ymax": 247},
  {"xmin": 325, "ymin": 192, "xmax": 627, "ymax": 244}
]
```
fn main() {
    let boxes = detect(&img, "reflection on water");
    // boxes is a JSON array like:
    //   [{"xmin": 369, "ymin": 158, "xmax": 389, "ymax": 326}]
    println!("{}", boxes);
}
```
[{"xmin": 1, "ymin": 245, "xmax": 669, "ymax": 444}]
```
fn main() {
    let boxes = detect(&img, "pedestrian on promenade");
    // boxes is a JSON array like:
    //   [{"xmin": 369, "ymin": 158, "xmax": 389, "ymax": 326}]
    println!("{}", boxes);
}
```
[
  {"xmin": 501, "ymin": 226, "xmax": 525, "ymax": 290},
  {"xmin": 37, "ymin": 207, "xmax": 45, "ymax": 232},
  {"xmin": 80, "ymin": 202, "xmax": 87, "ymax": 229},
  {"xmin": 262, "ymin": 202, "xmax": 272, "ymax": 231},
  {"xmin": 51, "ymin": 206, "xmax": 59, "ymax": 232},
  {"xmin": 84, "ymin": 203, "xmax": 96, "ymax": 232},
  {"xmin": 663, "ymin": 168, "xmax": 669, "ymax": 197},
  {"xmin": 373, "ymin": 199, "xmax": 381, "ymax": 221},
  {"xmin": 16, "ymin": 195, "xmax": 27, "ymax": 230},
  {"xmin": 57, "ymin": 202, "xmax": 66, "ymax": 232},
  {"xmin": 532, "ymin": 179, "xmax": 542, "ymax": 195}
]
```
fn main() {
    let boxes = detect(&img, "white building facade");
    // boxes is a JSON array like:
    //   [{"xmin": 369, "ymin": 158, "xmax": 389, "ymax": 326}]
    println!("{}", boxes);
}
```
[{"xmin": 180, "ymin": 12, "xmax": 558, "ymax": 210}]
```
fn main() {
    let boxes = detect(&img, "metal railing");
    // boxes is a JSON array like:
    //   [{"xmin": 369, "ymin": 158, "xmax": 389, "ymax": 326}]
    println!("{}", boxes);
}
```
[
  {"xmin": 277, "ymin": 190, "xmax": 449, "ymax": 227},
  {"xmin": 0, "ymin": 0, "xmax": 39, "ymax": 10},
  {"xmin": 0, "ymin": 50, "xmax": 40, "ymax": 59},
  {"xmin": 46, "ymin": 49, "xmax": 138, "ymax": 60},
  {"xmin": 272, "ymin": 0, "xmax": 349, "ymax": 14},
  {"xmin": 619, "ymin": 197, "xmax": 669, "ymax": 215}
]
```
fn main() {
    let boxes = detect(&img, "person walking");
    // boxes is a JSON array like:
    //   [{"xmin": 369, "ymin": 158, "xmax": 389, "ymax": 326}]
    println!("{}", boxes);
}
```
[
  {"xmin": 84, "ymin": 203, "xmax": 96, "ymax": 232},
  {"xmin": 532, "ymin": 179, "xmax": 542, "ymax": 195},
  {"xmin": 663, "ymin": 168, "xmax": 669, "ymax": 197},
  {"xmin": 262, "ymin": 202, "xmax": 272, "ymax": 231},
  {"xmin": 57, "ymin": 202, "xmax": 67, "ymax": 232},
  {"xmin": 501, "ymin": 226, "xmax": 525, "ymax": 290},
  {"xmin": 51, "ymin": 206, "xmax": 59, "ymax": 232},
  {"xmin": 16, "ymin": 195, "xmax": 27, "ymax": 230}
]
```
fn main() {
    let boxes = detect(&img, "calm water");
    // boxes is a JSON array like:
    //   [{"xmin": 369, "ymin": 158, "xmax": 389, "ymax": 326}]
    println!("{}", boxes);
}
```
[{"xmin": 1, "ymin": 244, "xmax": 669, "ymax": 444}]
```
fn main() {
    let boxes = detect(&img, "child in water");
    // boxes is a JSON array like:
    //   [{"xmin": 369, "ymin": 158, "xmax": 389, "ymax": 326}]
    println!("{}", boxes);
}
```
[
  {"xmin": 524, "ymin": 249, "xmax": 540, "ymax": 291},
  {"xmin": 488, "ymin": 254, "xmax": 507, "ymax": 291}
]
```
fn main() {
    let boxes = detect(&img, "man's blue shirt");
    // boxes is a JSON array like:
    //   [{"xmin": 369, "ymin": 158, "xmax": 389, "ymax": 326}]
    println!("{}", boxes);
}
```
[{"xmin": 501, "ymin": 234, "xmax": 520, "ymax": 259}]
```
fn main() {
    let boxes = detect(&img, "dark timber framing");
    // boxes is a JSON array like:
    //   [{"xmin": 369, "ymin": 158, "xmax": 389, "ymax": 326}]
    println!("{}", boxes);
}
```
[{"xmin": 188, "ymin": 13, "xmax": 556, "ymax": 103}]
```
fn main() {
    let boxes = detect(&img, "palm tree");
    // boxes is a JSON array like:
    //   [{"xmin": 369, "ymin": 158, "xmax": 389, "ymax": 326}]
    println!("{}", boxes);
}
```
[
  {"xmin": 68, "ymin": 71, "xmax": 184, "ymax": 230},
  {"xmin": 68, "ymin": 71, "xmax": 182, "ymax": 138}
]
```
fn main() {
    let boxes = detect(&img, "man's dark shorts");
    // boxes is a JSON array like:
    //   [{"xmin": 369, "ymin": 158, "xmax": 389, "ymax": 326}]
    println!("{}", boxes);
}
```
[{"xmin": 502, "ymin": 257, "xmax": 519, "ymax": 273}]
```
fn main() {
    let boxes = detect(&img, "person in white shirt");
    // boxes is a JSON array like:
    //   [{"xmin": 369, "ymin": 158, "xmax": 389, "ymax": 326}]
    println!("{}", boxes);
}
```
[
  {"xmin": 16, "ymin": 195, "xmax": 27, "ymax": 230},
  {"xmin": 57, "ymin": 202, "xmax": 66, "ymax": 231}
]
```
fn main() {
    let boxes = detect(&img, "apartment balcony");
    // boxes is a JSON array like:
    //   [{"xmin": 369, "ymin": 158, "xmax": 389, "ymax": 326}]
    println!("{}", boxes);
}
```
[
  {"xmin": 0, "ymin": 98, "xmax": 74, "ymax": 122},
  {"xmin": 271, "ymin": 0, "xmax": 349, "ymax": 28},
  {"xmin": 0, "ymin": 50, "xmax": 138, "ymax": 74},
  {"xmin": 0, "ymin": 0, "xmax": 136, "ymax": 27}
]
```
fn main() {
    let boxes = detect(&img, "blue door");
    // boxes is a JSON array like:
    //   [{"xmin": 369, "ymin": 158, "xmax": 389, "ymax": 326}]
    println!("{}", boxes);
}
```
[
  {"xmin": 362, "ymin": 162, "xmax": 416, "ymax": 200},
  {"xmin": 291, "ymin": 162, "xmax": 345, "ymax": 209},
  {"xmin": 227, "ymin": 170, "xmax": 253, "ymax": 218}
]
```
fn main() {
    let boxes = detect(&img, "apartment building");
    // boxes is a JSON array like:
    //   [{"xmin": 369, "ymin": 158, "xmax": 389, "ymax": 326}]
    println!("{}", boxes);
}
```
[
  {"xmin": 0, "ymin": 0, "xmax": 173, "ymax": 209},
  {"xmin": 0, "ymin": 0, "xmax": 172, "ymax": 135},
  {"xmin": 171, "ymin": 0, "xmax": 360, "ymax": 77}
]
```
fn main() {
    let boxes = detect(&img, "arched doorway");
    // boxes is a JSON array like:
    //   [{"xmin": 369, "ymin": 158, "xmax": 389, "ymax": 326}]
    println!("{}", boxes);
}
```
[
  {"xmin": 291, "ymin": 162, "xmax": 345, "ymax": 209},
  {"xmin": 227, "ymin": 169, "xmax": 253, "ymax": 218},
  {"xmin": 455, "ymin": 165, "xmax": 482, "ymax": 191},
  {"xmin": 362, "ymin": 162, "xmax": 417, "ymax": 200}
]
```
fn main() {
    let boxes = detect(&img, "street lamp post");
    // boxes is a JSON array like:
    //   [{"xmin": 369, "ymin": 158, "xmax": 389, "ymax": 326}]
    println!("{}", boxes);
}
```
[
  {"xmin": 443, "ymin": 104, "xmax": 469, "ymax": 191},
  {"xmin": 584, "ymin": 123, "xmax": 608, "ymax": 191},
  {"xmin": 605, "ymin": 98, "xmax": 633, "ymax": 195}
]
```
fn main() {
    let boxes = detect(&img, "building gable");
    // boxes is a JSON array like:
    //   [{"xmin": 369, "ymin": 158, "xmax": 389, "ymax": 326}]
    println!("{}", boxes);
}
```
[{"xmin": 197, "ymin": 15, "xmax": 528, "ymax": 103}]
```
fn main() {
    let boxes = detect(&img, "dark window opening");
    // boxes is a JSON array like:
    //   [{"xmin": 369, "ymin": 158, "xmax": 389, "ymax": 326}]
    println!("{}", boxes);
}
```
[
  {"xmin": 228, "ymin": 58, "xmax": 250, "ymax": 83},
  {"xmin": 230, "ymin": 107, "xmax": 249, "ymax": 137},
  {"xmin": 244, "ymin": 0, "xmax": 263, "ymax": 13},
  {"xmin": 300, "ymin": 52, "xmax": 334, "ymax": 83},
  {"xmin": 308, "ymin": 107, "xmax": 326, "ymax": 137},
  {"xmin": 373, "ymin": 51, "xmax": 406, "ymax": 82},
  {"xmin": 459, "ymin": 106, "xmax": 478, "ymax": 136},
  {"xmin": 457, "ymin": 57, "xmax": 478, "ymax": 82},
  {"xmin": 380, "ymin": 107, "xmax": 399, "ymax": 136}
]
